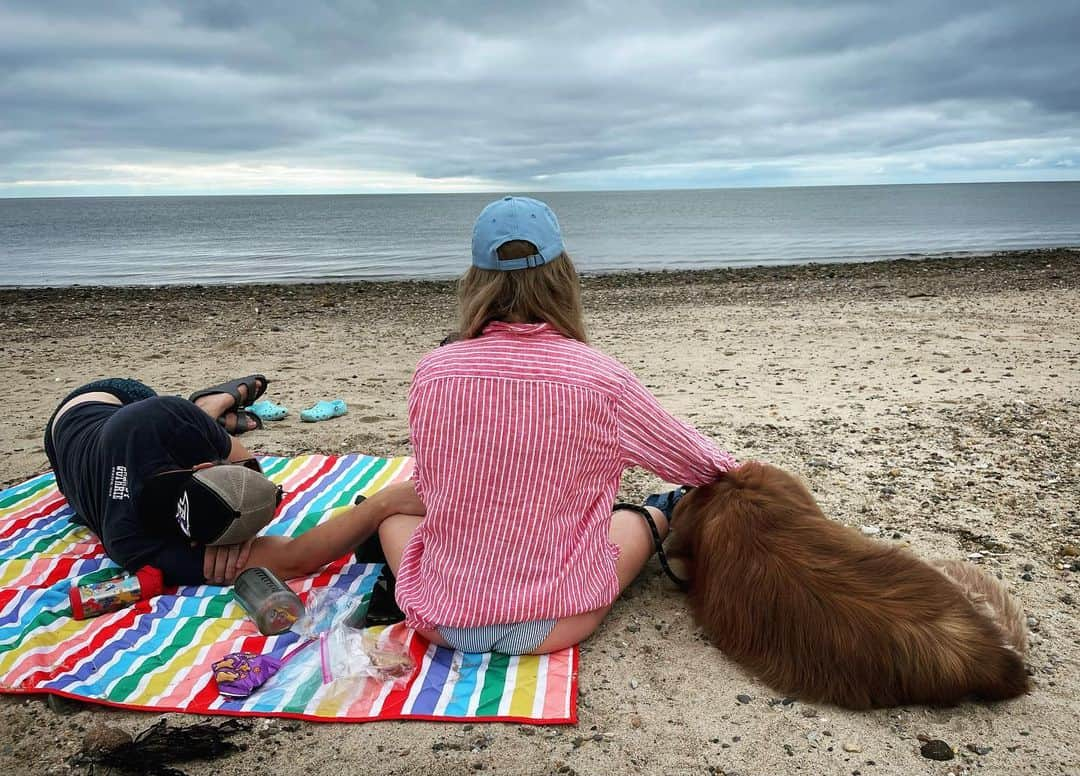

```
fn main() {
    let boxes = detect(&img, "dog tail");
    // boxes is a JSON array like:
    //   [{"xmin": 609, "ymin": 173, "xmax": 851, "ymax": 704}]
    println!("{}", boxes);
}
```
[
  {"xmin": 930, "ymin": 558, "xmax": 1030, "ymax": 701},
  {"xmin": 932, "ymin": 559, "xmax": 1028, "ymax": 654}
]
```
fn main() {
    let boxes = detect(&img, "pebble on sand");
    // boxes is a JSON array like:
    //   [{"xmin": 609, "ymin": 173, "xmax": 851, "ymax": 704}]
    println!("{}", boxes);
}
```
[{"xmin": 920, "ymin": 740, "xmax": 955, "ymax": 761}]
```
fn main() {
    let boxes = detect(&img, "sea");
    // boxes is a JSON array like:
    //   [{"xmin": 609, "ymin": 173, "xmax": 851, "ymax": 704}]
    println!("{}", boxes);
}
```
[{"xmin": 1, "ymin": 182, "xmax": 1078, "ymax": 287}]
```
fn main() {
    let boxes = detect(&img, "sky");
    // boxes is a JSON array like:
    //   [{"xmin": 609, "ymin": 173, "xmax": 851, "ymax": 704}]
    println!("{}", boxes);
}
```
[{"xmin": 1, "ymin": 0, "xmax": 1078, "ymax": 197}]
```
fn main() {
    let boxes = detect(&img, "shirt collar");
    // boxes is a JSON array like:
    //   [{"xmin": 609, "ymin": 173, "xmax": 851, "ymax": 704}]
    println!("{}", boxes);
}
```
[{"xmin": 482, "ymin": 320, "xmax": 558, "ymax": 337}]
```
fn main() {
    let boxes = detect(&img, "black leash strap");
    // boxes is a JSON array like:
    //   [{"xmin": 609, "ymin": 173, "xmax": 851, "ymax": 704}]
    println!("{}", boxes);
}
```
[{"xmin": 613, "ymin": 502, "xmax": 691, "ymax": 591}]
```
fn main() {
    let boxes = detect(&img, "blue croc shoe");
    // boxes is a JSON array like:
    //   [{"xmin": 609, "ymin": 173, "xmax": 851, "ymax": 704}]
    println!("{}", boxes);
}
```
[
  {"xmin": 247, "ymin": 400, "xmax": 289, "ymax": 421},
  {"xmin": 300, "ymin": 399, "xmax": 347, "ymax": 422}
]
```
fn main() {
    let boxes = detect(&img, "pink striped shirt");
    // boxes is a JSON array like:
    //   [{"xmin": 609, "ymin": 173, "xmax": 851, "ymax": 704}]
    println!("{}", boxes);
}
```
[{"xmin": 396, "ymin": 320, "xmax": 737, "ymax": 629}]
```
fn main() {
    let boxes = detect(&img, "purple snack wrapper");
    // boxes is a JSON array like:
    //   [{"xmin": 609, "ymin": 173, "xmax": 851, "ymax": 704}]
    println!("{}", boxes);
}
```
[{"xmin": 212, "ymin": 652, "xmax": 283, "ymax": 698}]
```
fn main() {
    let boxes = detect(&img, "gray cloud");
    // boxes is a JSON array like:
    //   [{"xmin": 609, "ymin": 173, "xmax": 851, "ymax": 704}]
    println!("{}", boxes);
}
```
[{"xmin": 0, "ymin": 0, "xmax": 1077, "ymax": 194}]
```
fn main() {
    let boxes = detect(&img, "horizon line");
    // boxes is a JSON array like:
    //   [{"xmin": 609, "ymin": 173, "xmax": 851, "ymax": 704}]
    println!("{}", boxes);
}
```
[{"xmin": 3, "ymin": 178, "xmax": 1079, "ymax": 201}]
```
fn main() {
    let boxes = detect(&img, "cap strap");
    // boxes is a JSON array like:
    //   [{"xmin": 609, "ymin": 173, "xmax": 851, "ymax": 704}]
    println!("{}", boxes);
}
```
[{"xmin": 488, "ymin": 253, "xmax": 548, "ymax": 271}]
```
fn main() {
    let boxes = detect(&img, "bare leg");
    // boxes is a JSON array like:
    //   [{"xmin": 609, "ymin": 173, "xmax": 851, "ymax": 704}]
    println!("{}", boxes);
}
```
[
  {"xmin": 378, "ymin": 514, "xmax": 423, "ymax": 579},
  {"xmin": 51, "ymin": 392, "xmax": 123, "ymax": 429},
  {"xmin": 377, "ymin": 515, "xmax": 451, "ymax": 646},
  {"xmin": 528, "ymin": 505, "xmax": 668, "ymax": 653},
  {"xmin": 377, "ymin": 506, "xmax": 669, "ymax": 653}
]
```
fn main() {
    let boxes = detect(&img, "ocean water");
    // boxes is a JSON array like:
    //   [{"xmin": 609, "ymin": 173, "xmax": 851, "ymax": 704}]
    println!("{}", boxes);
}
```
[{"xmin": 1, "ymin": 182, "xmax": 1078, "ymax": 287}]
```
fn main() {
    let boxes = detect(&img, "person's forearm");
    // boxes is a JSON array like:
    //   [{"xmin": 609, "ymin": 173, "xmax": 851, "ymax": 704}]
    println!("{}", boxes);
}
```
[{"xmin": 244, "ymin": 481, "xmax": 425, "ymax": 579}]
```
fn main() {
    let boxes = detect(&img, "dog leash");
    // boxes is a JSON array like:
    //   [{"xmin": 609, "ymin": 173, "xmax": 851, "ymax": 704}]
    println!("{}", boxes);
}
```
[{"xmin": 613, "ymin": 502, "xmax": 691, "ymax": 591}]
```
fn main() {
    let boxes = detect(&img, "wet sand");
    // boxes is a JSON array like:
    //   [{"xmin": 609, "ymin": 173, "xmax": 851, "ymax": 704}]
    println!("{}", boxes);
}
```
[{"xmin": 1, "ymin": 249, "xmax": 1078, "ymax": 775}]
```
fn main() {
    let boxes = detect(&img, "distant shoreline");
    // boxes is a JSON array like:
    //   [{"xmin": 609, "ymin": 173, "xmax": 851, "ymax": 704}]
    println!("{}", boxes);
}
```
[
  {"xmin": 2, "ymin": 249, "xmax": 1076, "ymax": 347},
  {"xmin": 1, "ymin": 247, "xmax": 1077, "ymax": 295}
]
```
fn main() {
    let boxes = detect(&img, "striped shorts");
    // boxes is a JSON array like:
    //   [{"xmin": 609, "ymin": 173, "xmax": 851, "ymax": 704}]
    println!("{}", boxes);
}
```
[{"xmin": 436, "ymin": 619, "xmax": 557, "ymax": 655}]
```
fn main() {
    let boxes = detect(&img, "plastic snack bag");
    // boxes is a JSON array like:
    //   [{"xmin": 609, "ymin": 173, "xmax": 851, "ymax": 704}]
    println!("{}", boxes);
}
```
[
  {"xmin": 294, "ymin": 587, "xmax": 368, "ymax": 637},
  {"xmin": 319, "ymin": 622, "xmax": 415, "ymax": 689},
  {"xmin": 360, "ymin": 626, "xmax": 415, "ymax": 684}
]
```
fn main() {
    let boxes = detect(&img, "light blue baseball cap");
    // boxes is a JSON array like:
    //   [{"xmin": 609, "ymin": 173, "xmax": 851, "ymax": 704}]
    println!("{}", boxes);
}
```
[{"xmin": 471, "ymin": 196, "xmax": 565, "ymax": 271}]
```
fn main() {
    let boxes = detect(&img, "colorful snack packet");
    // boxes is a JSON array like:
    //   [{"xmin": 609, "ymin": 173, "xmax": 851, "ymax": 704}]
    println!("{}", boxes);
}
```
[{"xmin": 211, "ymin": 652, "xmax": 283, "ymax": 698}]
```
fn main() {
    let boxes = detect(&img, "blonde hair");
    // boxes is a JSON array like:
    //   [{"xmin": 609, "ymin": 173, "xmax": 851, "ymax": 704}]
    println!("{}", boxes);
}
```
[{"xmin": 458, "ymin": 241, "xmax": 587, "ymax": 342}]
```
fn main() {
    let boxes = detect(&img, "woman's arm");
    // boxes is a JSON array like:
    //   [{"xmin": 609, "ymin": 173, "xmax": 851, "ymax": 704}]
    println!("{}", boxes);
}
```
[
  {"xmin": 617, "ymin": 371, "xmax": 738, "ymax": 485},
  {"xmin": 203, "ymin": 480, "xmax": 426, "ymax": 583}
]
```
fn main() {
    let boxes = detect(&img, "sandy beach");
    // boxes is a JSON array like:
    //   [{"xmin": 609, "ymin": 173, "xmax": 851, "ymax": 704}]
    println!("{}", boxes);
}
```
[{"xmin": 1, "ymin": 248, "xmax": 1078, "ymax": 776}]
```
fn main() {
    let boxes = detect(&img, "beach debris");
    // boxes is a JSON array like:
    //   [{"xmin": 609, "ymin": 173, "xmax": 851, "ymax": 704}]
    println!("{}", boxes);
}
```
[
  {"xmin": 860, "ymin": 525, "xmax": 881, "ymax": 536},
  {"xmin": 919, "ymin": 739, "xmax": 955, "ymax": 761},
  {"xmin": 72, "ymin": 718, "xmax": 251, "ymax": 775},
  {"xmin": 735, "ymin": 693, "xmax": 752, "ymax": 704},
  {"xmin": 81, "ymin": 724, "xmax": 133, "ymax": 756}
]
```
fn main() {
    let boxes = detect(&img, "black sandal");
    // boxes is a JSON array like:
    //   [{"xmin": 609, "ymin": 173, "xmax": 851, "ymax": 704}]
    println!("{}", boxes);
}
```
[
  {"xmin": 364, "ymin": 572, "xmax": 405, "ymax": 626},
  {"xmin": 351, "ymin": 494, "xmax": 405, "ymax": 625},
  {"xmin": 217, "ymin": 408, "xmax": 264, "ymax": 436},
  {"xmin": 189, "ymin": 374, "xmax": 268, "ymax": 411},
  {"xmin": 643, "ymin": 485, "xmax": 693, "ymax": 522}
]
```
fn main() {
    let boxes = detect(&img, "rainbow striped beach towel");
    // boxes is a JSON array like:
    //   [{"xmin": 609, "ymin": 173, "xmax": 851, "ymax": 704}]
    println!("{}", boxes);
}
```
[{"xmin": 0, "ymin": 454, "xmax": 578, "ymax": 724}]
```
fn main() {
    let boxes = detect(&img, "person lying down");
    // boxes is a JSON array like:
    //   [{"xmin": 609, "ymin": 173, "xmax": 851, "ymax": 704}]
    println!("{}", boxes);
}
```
[{"xmin": 44, "ymin": 374, "xmax": 423, "ymax": 587}]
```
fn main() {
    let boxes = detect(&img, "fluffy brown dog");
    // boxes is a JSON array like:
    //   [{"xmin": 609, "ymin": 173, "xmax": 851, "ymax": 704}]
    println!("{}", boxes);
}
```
[{"xmin": 666, "ymin": 461, "xmax": 1029, "ymax": 709}]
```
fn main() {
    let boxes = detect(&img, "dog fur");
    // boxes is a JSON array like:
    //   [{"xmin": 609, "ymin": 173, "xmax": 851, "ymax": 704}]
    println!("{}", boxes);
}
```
[{"xmin": 666, "ymin": 461, "xmax": 1029, "ymax": 709}]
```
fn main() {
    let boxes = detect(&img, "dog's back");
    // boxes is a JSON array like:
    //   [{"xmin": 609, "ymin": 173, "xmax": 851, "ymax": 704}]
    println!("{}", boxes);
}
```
[{"xmin": 667, "ymin": 462, "xmax": 1029, "ymax": 708}]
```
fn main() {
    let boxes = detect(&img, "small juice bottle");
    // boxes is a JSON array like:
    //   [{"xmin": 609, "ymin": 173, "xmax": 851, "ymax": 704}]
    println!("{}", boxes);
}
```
[{"xmin": 69, "ymin": 566, "xmax": 164, "ymax": 620}]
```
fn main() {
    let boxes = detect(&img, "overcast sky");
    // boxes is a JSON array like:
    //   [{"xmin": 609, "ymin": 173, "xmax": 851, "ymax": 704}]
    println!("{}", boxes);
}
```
[{"xmin": 1, "ymin": 0, "xmax": 1078, "ymax": 196}]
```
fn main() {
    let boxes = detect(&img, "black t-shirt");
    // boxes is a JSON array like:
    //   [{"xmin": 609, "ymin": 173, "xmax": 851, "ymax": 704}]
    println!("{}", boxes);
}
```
[{"xmin": 52, "ymin": 395, "xmax": 232, "ymax": 585}]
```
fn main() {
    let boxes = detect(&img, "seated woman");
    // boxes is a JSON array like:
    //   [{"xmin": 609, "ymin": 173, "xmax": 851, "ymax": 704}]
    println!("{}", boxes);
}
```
[
  {"xmin": 378, "ymin": 196, "xmax": 738, "ymax": 655},
  {"xmin": 45, "ymin": 376, "xmax": 422, "ymax": 586}
]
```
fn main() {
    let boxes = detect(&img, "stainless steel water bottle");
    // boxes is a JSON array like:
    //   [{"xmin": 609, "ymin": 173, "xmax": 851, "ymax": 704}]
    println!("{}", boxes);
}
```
[{"xmin": 233, "ymin": 567, "xmax": 305, "ymax": 635}]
